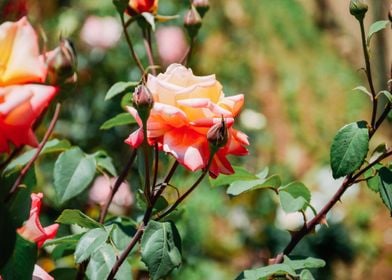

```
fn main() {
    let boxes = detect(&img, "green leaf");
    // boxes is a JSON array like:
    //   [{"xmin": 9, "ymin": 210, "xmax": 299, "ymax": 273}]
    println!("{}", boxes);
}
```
[
  {"xmin": 141, "ymin": 12, "xmax": 156, "ymax": 31},
  {"xmin": 85, "ymin": 244, "xmax": 116, "ymax": 280},
  {"xmin": 141, "ymin": 220, "xmax": 182, "ymax": 280},
  {"xmin": 378, "ymin": 167, "xmax": 392, "ymax": 214},
  {"xmin": 105, "ymin": 81, "xmax": 138, "ymax": 100},
  {"xmin": 85, "ymin": 243, "xmax": 131, "ymax": 280},
  {"xmin": 93, "ymin": 151, "xmax": 117, "ymax": 176},
  {"xmin": 44, "ymin": 233, "xmax": 83, "ymax": 247},
  {"xmin": 56, "ymin": 209, "xmax": 102, "ymax": 229},
  {"xmin": 209, "ymin": 166, "xmax": 258, "ymax": 188},
  {"xmin": 100, "ymin": 112, "xmax": 136, "ymax": 130},
  {"xmin": 237, "ymin": 264, "xmax": 296, "ymax": 280},
  {"xmin": 3, "ymin": 139, "xmax": 71, "ymax": 175},
  {"xmin": 109, "ymin": 224, "xmax": 132, "ymax": 251},
  {"xmin": 364, "ymin": 163, "xmax": 383, "ymax": 193},
  {"xmin": 113, "ymin": 0, "xmax": 129, "ymax": 14},
  {"xmin": 54, "ymin": 147, "xmax": 96, "ymax": 204},
  {"xmin": 0, "ymin": 205, "xmax": 16, "ymax": 269},
  {"xmin": 75, "ymin": 228, "xmax": 109, "ymax": 263},
  {"xmin": 6, "ymin": 188, "xmax": 31, "ymax": 228},
  {"xmin": 279, "ymin": 182, "xmax": 311, "ymax": 213},
  {"xmin": 330, "ymin": 121, "xmax": 369, "ymax": 179},
  {"xmin": 236, "ymin": 256, "xmax": 325, "ymax": 280},
  {"xmin": 227, "ymin": 175, "xmax": 281, "ymax": 196},
  {"xmin": 1, "ymin": 235, "xmax": 37, "ymax": 280},
  {"xmin": 300, "ymin": 269, "xmax": 315, "ymax": 280},
  {"xmin": 379, "ymin": 90, "xmax": 392, "ymax": 103},
  {"xmin": 367, "ymin": 20, "xmax": 390, "ymax": 45},
  {"xmin": 353, "ymin": 86, "xmax": 372, "ymax": 99}
]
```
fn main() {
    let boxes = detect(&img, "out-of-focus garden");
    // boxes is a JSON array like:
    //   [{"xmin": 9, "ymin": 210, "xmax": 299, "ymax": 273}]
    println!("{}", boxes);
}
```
[{"xmin": 1, "ymin": 0, "xmax": 391, "ymax": 279}]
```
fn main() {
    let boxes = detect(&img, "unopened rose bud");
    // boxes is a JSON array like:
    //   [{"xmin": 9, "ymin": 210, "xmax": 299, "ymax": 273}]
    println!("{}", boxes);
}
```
[
  {"xmin": 192, "ymin": 0, "xmax": 209, "ymax": 18},
  {"xmin": 184, "ymin": 5, "xmax": 202, "ymax": 38},
  {"xmin": 207, "ymin": 117, "xmax": 228, "ymax": 151},
  {"xmin": 47, "ymin": 38, "xmax": 77, "ymax": 84},
  {"xmin": 133, "ymin": 85, "xmax": 154, "ymax": 122},
  {"xmin": 349, "ymin": 0, "xmax": 368, "ymax": 21}
]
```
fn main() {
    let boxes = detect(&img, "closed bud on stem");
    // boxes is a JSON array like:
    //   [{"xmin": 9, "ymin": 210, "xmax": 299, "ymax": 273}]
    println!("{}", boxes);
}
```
[
  {"xmin": 349, "ymin": 0, "xmax": 368, "ymax": 21},
  {"xmin": 184, "ymin": 5, "xmax": 202, "ymax": 38},
  {"xmin": 133, "ymin": 85, "xmax": 154, "ymax": 123},
  {"xmin": 47, "ymin": 38, "xmax": 77, "ymax": 84},
  {"xmin": 207, "ymin": 116, "xmax": 228, "ymax": 151},
  {"xmin": 192, "ymin": 0, "xmax": 209, "ymax": 18}
]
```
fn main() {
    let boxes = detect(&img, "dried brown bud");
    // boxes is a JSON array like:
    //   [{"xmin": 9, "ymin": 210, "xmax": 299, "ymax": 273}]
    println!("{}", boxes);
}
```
[
  {"xmin": 184, "ymin": 5, "xmax": 202, "ymax": 38},
  {"xmin": 349, "ymin": 0, "xmax": 368, "ymax": 21},
  {"xmin": 192, "ymin": 0, "xmax": 209, "ymax": 18},
  {"xmin": 133, "ymin": 85, "xmax": 154, "ymax": 122},
  {"xmin": 207, "ymin": 117, "xmax": 228, "ymax": 150},
  {"xmin": 47, "ymin": 38, "xmax": 77, "ymax": 84}
]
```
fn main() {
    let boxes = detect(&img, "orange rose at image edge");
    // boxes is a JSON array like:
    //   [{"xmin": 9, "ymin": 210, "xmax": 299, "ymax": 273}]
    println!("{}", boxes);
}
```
[
  {"xmin": 125, "ymin": 64, "xmax": 249, "ymax": 178},
  {"xmin": 127, "ymin": 0, "xmax": 159, "ymax": 15},
  {"xmin": 0, "ymin": 17, "xmax": 58, "ymax": 153}
]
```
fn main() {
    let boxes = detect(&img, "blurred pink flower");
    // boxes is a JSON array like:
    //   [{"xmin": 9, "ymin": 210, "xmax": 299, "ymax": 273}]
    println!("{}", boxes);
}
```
[
  {"xmin": 32, "ymin": 265, "xmax": 53, "ymax": 280},
  {"xmin": 156, "ymin": 27, "xmax": 188, "ymax": 67},
  {"xmin": 80, "ymin": 16, "xmax": 122, "ymax": 50},
  {"xmin": 17, "ymin": 193, "xmax": 59, "ymax": 248},
  {"xmin": 89, "ymin": 176, "xmax": 133, "ymax": 215}
]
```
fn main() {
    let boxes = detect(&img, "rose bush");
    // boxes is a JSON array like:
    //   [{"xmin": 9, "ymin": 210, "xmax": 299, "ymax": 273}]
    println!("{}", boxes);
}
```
[
  {"xmin": 0, "ymin": 17, "xmax": 58, "ymax": 153},
  {"xmin": 126, "ymin": 63, "xmax": 248, "ymax": 178},
  {"xmin": 127, "ymin": 0, "xmax": 158, "ymax": 15},
  {"xmin": 17, "ymin": 193, "xmax": 59, "ymax": 247}
]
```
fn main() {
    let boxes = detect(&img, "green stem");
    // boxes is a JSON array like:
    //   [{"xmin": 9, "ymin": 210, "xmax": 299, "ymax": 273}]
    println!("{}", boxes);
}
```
[
  {"xmin": 142, "ymin": 27, "xmax": 157, "ymax": 76},
  {"xmin": 142, "ymin": 121, "xmax": 152, "ymax": 205}
]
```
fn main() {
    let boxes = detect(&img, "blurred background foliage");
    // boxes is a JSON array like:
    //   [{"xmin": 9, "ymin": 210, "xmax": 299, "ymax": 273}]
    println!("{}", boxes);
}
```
[{"xmin": 2, "ymin": 0, "xmax": 392, "ymax": 279}]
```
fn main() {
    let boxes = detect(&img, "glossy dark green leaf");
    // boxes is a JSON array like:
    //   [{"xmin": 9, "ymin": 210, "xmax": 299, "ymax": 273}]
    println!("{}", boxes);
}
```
[
  {"xmin": 75, "ymin": 228, "xmax": 109, "ymax": 263},
  {"xmin": 378, "ymin": 167, "xmax": 392, "ymax": 214},
  {"xmin": 56, "ymin": 209, "xmax": 102, "ymax": 229},
  {"xmin": 330, "ymin": 121, "xmax": 369, "ymax": 179},
  {"xmin": 6, "ymin": 187, "xmax": 31, "ymax": 228},
  {"xmin": 141, "ymin": 220, "xmax": 182, "ymax": 280},
  {"xmin": 1, "ymin": 235, "xmax": 37, "ymax": 280},
  {"xmin": 279, "ymin": 182, "xmax": 311, "ymax": 213},
  {"xmin": 0, "ymin": 205, "xmax": 16, "ymax": 269},
  {"xmin": 100, "ymin": 112, "xmax": 136, "ymax": 130},
  {"xmin": 54, "ymin": 147, "xmax": 96, "ymax": 204},
  {"xmin": 105, "ymin": 81, "xmax": 138, "ymax": 100}
]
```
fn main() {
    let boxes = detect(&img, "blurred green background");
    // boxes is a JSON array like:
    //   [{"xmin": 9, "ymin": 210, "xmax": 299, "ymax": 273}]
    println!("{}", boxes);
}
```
[{"xmin": 2, "ymin": 0, "xmax": 392, "ymax": 279}]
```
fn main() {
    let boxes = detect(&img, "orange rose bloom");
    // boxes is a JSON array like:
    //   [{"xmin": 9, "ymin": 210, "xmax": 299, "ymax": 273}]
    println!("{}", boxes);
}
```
[
  {"xmin": 125, "ymin": 64, "xmax": 249, "ymax": 178},
  {"xmin": 0, "ymin": 17, "xmax": 58, "ymax": 153},
  {"xmin": 17, "ymin": 193, "xmax": 59, "ymax": 247},
  {"xmin": 127, "ymin": 0, "xmax": 158, "ymax": 15}
]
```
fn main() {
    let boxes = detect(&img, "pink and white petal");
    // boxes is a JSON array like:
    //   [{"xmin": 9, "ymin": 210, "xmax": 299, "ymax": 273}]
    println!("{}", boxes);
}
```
[
  {"xmin": 190, "ymin": 117, "xmax": 234, "ymax": 128},
  {"xmin": 28, "ymin": 84, "xmax": 58, "ymax": 115},
  {"xmin": 209, "ymin": 152, "xmax": 234, "ymax": 178},
  {"xmin": 124, "ymin": 128, "xmax": 144, "ymax": 148},
  {"xmin": 32, "ymin": 265, "xmax": 54, "ymax": 280},
  {"xmin": 126, "ymin": 106, "xmax": 142, "ymax": 126},
  {"xmin": 0, "ymin": 87, "xmax": 32, "ymax": 115},
  {"xmin": 163, "ymin": 128, "xmax": 209, "ymax": 171},
  {"xmin": 151, "ymin": 103, "xmax": 188, "ymax": 127}
]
